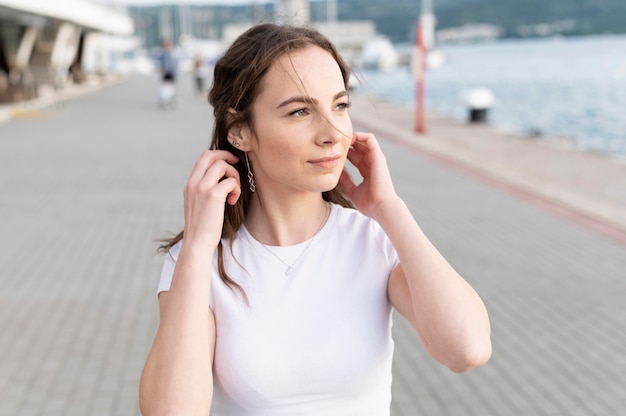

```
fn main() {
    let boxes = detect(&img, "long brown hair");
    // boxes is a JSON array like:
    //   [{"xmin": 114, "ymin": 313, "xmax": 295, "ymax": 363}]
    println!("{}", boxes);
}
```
[{"xmin": 159, "ymin": 23, "xmax": 354, "ymax": 297}]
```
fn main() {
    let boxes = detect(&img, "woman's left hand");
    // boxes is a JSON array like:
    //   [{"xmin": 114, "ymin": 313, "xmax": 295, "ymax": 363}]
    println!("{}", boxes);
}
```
[{"xmin": 339, "ymin": 132, "xmax": 399, "ymax": 220}]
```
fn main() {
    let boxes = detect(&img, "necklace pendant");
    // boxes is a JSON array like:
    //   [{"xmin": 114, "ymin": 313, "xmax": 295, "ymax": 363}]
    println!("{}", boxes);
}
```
[{"xmin": 285, "ymin": 266, "xmax": 293, "ymax": 276}]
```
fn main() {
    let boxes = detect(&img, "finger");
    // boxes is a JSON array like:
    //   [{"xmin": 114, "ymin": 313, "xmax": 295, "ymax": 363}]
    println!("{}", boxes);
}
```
[
  {"xmin": 185, "ymin": 162, "xmax": 240, "ymax": 209},
  {"xmin": 351, "ymin": 132, "xmax": 372, "ymax": 146},
  {"xmin": 351, "ymin": 132, "xmax": 386, "ymax": 170},
  {"xmin": 188, "ymin": 150, "xmax": 239, "ymax": 186},
  {"xmin": 205, "ymin": 175, "xmax": 241, "ymax": 206},
  {"xmin": 198, "ymin": 160, "xmax": 241, "ymax": 191},
  {"xmin": 351, "ymin": 132, "xmax": 381, "ymax": 153},
  {"xmin": 222, "ymin": 177, "xmax": 242, "ymax": 205},
  {"xmin": 213, "ymin": 149, "xmax": 240, "ymax": 165},
  {"xmin": 346, "ymin": 146, "xmax": 372, "ymax": 178},
  {"xmin": 188, "ymin": 152, "xmax": 218, "ymax": 189},
  {"xmin": 190, "ymin": 155, "xmax": 239, "ymax": 190},
  {"xmin": 346, "ymin": 146, "xmax": 365, "ymax": 166},
  {"xmin": 339, "ymin": 169, "xmax": 357, "ymax": 196},
  {"xmin": 349, "ymin": 133, "xmax": 374, "ymax": 159}
]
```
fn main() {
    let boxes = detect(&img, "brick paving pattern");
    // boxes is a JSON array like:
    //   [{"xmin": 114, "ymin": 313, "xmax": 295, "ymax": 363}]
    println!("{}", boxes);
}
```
[{"xmin": 1, "ymin": 76, "xmax": 625, "ymax": 415}]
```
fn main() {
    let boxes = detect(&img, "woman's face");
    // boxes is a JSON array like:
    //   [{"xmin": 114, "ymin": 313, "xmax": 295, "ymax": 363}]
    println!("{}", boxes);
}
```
[{"xmin": 246, "ymin": 45, "xmax": 353, "ymax": 197}]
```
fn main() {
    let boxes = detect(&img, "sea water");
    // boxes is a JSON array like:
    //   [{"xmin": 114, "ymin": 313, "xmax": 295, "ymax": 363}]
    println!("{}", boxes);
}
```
[{"xmin": 356, "ymin": 34, "xmax": 626, "ymax": 156}]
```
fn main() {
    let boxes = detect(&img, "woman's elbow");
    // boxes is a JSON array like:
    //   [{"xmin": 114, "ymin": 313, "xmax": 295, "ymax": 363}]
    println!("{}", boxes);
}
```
[
  {"xmin": 446, "ymin": 338, "xmax": 492, "ymax": 373},
  {"xmin": 139, "ymin": 374, "xmax": 160, "ymax": 416}
]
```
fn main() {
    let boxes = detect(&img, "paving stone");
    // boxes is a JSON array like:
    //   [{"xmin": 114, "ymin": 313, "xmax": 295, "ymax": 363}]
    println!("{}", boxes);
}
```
[{"xmin": 1, "ymin": 75, "xmax": 625, "ymax": 415}]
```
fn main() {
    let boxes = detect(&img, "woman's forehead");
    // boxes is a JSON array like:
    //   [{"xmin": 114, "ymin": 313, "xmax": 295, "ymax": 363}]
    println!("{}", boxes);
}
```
[{"xmin": 260, "ymin": 46, "xmax": 345, "ymax": 100}]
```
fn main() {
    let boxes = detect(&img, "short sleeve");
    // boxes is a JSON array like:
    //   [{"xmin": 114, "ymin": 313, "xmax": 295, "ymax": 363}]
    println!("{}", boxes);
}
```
[
  {"xmin": 157, "ymin": 240, "xmax": 182, "ymax": 296},
  {"xmin": 155, "ymin": 240, "xmax": 215, "ymax": 310},
  {"xmin": 372, "ymin": 220, "xmax": 400, "ymax": 273},
  {"xmin": 384, "ymin": 233, "xmax": 400, "ymax": 272}
]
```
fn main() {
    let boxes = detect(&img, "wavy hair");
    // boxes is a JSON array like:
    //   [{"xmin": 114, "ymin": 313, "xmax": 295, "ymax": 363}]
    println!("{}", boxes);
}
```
[{"xmin": 159, "ymin": 23, "xmax": 354, "ymax": 298}]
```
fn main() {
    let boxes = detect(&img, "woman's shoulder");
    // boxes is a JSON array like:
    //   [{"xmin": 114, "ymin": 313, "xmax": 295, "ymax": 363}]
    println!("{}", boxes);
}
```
[
  {"xmin": 165, "ymin": 239, "xmax": 183, "ymax": 260},
  {"xmin": 332, "ymin": 203, "xmax": 378, "ymax": 227},
  {"xmin": 330, "ymin": 204, "xmax": 387, "ymax": 241}
]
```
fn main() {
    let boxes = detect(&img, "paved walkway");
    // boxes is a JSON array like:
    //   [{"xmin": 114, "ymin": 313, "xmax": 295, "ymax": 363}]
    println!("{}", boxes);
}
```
[{"xmin": 1, "ymin": 76, "xmax": 625, "ymax": 415}]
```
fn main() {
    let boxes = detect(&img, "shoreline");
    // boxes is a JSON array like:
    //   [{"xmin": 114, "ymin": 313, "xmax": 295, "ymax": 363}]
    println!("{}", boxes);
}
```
[
  {"xmin": 358, "ymin": 90, "xmax": 626, "ymax": 162},
  {"xmin": 2, "ymin": 76, "xmax": 624, "ymax": 244},
  {"xmin": 349, "ymin": 91, "xmax": 626, "ymax": 244}
]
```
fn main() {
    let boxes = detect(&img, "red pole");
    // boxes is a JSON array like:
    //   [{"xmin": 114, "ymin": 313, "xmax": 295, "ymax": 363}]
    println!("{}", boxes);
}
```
[{"xmin": 415, "ymin": 20, "xmax": 426, "ymax": 134}]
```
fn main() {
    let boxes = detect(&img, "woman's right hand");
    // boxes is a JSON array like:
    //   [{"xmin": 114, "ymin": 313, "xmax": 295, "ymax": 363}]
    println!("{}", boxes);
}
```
[
  {"xmin": 183, "ymin": 150, "xmax": 241, "ymax": 248},
  {"xmin": 140, "ymin": 150, "xmax": 233, "ymax": 415}
]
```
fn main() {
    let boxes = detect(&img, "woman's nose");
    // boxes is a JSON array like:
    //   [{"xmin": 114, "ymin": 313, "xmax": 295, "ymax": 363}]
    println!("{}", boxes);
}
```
[{"xmin": 316, "ymin": 116, "xmax": 344, "ymax": 145}]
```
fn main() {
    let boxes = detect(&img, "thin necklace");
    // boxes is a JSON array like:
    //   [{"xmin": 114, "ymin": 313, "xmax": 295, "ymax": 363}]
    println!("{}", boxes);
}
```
[{"xmin": 255, "ymin": 203, "xmax": 330, "ymax": 276}]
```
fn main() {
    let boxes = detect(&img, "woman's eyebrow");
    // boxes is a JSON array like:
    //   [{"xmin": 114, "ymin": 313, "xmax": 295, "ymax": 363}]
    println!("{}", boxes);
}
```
[
  {"xmin": 277, "ymin": 96, "xmax": 316, "ymax": 109},
  {"xmin": 277, "ymin": 91, "xmax": 348, "ymax": 109}
]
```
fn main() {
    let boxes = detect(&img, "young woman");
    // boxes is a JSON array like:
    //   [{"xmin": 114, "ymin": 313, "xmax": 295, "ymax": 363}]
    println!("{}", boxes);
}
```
[{"xmin": 139, "ymin": 23, "xmax": 491, "ymax": 415}]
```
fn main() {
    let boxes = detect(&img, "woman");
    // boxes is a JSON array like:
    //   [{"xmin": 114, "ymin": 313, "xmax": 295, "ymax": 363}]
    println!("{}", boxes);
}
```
[{"xmin": 139, "ymin": 23, "xmax": 491, "ymax": 415}]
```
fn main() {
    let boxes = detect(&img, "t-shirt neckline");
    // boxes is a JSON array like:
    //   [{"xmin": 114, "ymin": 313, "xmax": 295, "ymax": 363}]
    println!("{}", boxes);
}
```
[{"xmin": 239, "ymin": 203, "xmax": 339, "ymax": 253}]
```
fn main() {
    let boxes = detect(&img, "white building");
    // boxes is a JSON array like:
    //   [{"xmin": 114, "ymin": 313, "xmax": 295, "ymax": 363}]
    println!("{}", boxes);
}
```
[{"xmin": 0, "ymin": 0, "xmax": 134, "ymax": 102}]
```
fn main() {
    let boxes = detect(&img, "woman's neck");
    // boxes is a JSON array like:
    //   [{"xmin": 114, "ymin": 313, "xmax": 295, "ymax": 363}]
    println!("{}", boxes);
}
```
[{"xmin": 245, "ymin": 193, "xmax": 330, "ymax": 246}]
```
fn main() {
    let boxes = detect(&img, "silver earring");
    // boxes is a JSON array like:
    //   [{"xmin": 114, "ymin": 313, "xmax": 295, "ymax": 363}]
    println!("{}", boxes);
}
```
[
  {"xmin": 231, "ymin": 141, "xmax": 240, "ymax": 148},
  {"xmin": 245, "ymin": 152, "xmax": 256, "ymax": 193}
]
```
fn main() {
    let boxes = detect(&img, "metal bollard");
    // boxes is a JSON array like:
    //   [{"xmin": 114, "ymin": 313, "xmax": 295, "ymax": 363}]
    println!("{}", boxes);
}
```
[{"xmin": 460, "ymin": 87, "xmax": 494, "ymax": 123}]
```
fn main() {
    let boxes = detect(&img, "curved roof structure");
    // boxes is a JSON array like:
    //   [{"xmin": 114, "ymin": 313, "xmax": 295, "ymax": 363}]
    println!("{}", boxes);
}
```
[{"xmin": 0, "ymin": 0, "xmax": 133, "ymax": 35}]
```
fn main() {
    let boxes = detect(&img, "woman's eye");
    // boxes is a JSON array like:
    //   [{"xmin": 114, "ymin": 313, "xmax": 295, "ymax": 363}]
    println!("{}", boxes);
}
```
[
  {"xmin": 290, "ymin": 108, "xmax": 307, "ymax": 117},
  {"xmin": 336, "ymin": 101, "xmax": 352, "ymax": 111}
]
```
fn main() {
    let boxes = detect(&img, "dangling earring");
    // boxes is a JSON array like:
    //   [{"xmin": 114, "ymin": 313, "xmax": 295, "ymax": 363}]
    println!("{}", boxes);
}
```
[{"xmin": 245, "ymin": 152, "xmax": 256, "ymax": 193}]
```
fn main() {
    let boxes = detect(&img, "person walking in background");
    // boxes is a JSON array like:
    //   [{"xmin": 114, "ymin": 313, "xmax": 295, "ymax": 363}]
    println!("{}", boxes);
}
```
[
  {"xmin": 192, "ymin": 52, "xmax": 207, "ymax": 98},
  {"xmin": 139, "ymin": 23, "xmax": 491, "ymax": 415},
  {"xmin": 157, "ymin": 39, "xmax": 177, "ymax": 83},
  {"xmin": 156, "ymin": 39, "xmax": 178, "ymax": 108}
]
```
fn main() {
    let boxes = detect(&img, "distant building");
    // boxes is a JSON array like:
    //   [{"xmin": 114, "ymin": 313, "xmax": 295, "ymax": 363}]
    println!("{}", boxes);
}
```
[
  {"xmin": 276, "ymin": 0, "xmax": 310, "ymax": 24},
  {"xmin": 0, "ymin": 0, "xmax": 134, "ymax": 103},
  {"xmin": 516, "ymin": 20, "xmax": 576, "ymax": 37},
  {"xmin": 222, "ymin": 20, "xmax": 378, "ymax": 69},
  {"xmin": 315, "ymin": 21, "xmax": 378, "ymax": 65},
  {"xmin": 437, "ymin": 24, "xmax": 503, "ymax": 43},
  {"xmin": 131, "ymin": 1, "xmax": 382, "ymax": 71}
]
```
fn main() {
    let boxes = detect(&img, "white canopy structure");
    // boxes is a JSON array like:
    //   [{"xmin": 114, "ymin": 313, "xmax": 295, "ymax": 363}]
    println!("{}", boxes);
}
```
[
  {"xmin": 0, "ymin": 0, "xmax": 133, "ymax": 36},
  {"xmin": 0, "ymin": 0, "xmax": 135, "ymax": 103}
]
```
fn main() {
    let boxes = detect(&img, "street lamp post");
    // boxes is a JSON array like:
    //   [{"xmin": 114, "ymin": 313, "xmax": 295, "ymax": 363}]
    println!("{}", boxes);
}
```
[
  {"xmin": 415, "ymin": 20, "xmax": 426, "ymax": 134},
  {"xmin": 415, "ymin": 0, "xmax": 435, "ymax": 134}
]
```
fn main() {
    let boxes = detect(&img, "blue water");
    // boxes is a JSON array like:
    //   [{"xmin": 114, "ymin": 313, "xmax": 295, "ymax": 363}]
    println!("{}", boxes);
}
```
[{"xmin": 356, "ymin": 35, "xmax": 626, "ymax": 155}]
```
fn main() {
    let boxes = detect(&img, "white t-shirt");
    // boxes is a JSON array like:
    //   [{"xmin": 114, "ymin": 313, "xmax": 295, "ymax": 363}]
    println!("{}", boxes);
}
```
[{"xmin": 158, "ymin": 204, "xmax": 400, "ymax": 415}]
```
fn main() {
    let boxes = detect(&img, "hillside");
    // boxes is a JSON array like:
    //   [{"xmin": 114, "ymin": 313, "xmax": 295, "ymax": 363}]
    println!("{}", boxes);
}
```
[
  {"xmin": 322, "ymin": 0, "xmax": 626, "ymax": 43},
  {"xmin": 129, "ymin": 0, "xmax": 626, "ymax": 49}
]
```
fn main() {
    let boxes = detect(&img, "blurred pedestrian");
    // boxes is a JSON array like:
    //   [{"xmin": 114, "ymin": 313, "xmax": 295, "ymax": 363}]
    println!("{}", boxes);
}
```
[
  {"xmin": 192, "ymin": 53, "xmax": 207, "ymax": 98},
  {"xmin": 157, "ymin": 39, "xmax": 177, "ymax": 83},
  {"xmin": 156, "ymin": 39, "xmax": 178, "ymax": 108},
  {"xmin": 140, "ymin": 23, "xmax": 491, "ymax": 415}
]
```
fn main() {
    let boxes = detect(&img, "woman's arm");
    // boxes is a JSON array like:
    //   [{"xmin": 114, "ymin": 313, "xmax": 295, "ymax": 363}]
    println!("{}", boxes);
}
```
[
  {"xmin": 340, "ymin": 133, "xmax": 491, "ymax": 373},
  {"xmin": 381, "ymin": 200, "xmax": 491, "ymax": 373},
  {"xmin": 139, "ymin": 247, "xmax": 216, "ymax": 415},
  {"xmin": 139, "ymin": 150, "xmax": 241, "ymax": 414}
]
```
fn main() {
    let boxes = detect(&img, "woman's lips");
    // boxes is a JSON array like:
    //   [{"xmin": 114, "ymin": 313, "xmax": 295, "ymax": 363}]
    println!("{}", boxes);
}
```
[{"xmin": 308, "ymin": 156, "xmax": 341, "ymax": 169}]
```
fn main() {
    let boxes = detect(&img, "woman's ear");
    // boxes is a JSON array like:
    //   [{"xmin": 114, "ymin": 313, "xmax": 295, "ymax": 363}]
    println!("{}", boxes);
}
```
[{"xmin": 227, "ymin": 108, "xmax": 253, "ymax": 151}]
